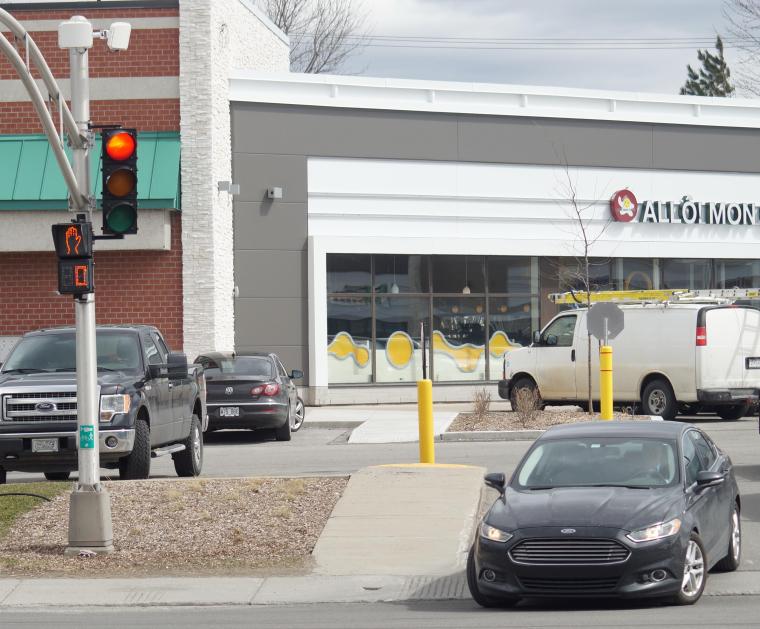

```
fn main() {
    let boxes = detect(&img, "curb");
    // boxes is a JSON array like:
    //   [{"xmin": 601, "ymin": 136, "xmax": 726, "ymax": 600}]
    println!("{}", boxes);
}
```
[
  {"xmin": 439, "ymin": 430, "xmax": 543, "ymax": 442},
  {"xmin": 302, "ymin": 421, "xmax": 364, "ymax": 430}
]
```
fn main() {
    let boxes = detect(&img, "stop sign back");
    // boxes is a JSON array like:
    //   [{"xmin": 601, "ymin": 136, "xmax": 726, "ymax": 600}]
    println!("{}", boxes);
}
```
[{"xmin": 587, "ymin": 303, "xmax": 624, "ymax": 341}]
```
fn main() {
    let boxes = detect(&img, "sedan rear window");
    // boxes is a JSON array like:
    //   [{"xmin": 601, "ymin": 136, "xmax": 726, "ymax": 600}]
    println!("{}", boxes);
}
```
[
  {"xmin": 203, "ymin": 357, "xmax": 273, "ymax": 378},
  {"xmin": 515, "ymin": 437, "xmax": 679, "ymax": 489}
]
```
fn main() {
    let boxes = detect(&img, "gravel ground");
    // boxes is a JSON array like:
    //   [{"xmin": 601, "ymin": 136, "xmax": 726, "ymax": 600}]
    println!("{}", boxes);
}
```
[
  {"xmin": 0, "ymin": 476, "xmax": 347, "ymax": 577},
  {"xmin": 449, "ymin": 407, "xmax": 641, "ymax": 432}
]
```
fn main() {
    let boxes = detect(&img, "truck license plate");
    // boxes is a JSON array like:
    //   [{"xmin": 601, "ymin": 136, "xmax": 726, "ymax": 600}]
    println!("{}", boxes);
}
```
[
  {"xmin": 32, "ymin": 438, "xmax": 59, "ymax": 453},
  {"xmin": 747, "ymin": 357, "xmax": 760, "ymax": 369},
  {"xmin": 220, "ymin": 407, "xmax": 240, "ymax": 417}
]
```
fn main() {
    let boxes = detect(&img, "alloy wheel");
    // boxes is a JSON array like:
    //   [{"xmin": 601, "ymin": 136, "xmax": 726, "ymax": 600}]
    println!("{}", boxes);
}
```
[
  {"xmin": 292, "ymin": 399, "xmax": 305, "ymax": 430},
  {"xmin": 681, "ymin": 539, "xmax": 705, "ymax": 597},
  {"xmin": 732, "ymin": 511, "xmax": 741, "ymax": 562},
  {"xmin": 192, "ymin": 426, "xmax": 202, "ymax": 465}
]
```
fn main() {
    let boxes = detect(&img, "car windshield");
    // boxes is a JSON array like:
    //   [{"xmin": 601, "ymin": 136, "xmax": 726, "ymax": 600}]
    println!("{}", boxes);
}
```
[
  {"xmin": 514, "ymin": 436, "xmax": 680, "ymax": 489},
  {"xmin": 204, "ymin": 357, "xmax": 273, "ymax": 379},
  {"xmin": 2, "ymin": 331, "xmax": 142, "ymax": 373}
]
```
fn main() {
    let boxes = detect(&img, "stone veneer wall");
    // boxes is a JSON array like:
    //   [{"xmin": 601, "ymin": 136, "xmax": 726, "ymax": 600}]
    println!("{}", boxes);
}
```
[{"xmin": 178, "ymin": 0, "xmax": 289, "ymax": 360}]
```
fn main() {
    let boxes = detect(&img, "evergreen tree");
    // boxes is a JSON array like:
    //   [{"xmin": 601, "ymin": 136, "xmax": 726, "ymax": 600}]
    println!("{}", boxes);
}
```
[{"xmin": 680, "ymin": 36, "xmax": 735, "ymax": 97}]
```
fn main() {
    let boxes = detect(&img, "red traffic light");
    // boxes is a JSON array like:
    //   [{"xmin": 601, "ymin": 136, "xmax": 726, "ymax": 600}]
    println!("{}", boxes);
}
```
[{"xmin": 105, "ymin": 131, "xmax": 136, "ymax": 161}]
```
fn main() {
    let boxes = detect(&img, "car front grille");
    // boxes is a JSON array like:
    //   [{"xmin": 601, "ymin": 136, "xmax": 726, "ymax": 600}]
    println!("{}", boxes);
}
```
[
  {"xmin": 518, "ymin": 576, "xmax": 620, "ymax": 593},
  {"xmin": 510, "ymin": 538, "xmax": 630, "ymax": 565},
  {"xmin": 2, "ymin": 391, "xmax": 78, "ymax": 422}
]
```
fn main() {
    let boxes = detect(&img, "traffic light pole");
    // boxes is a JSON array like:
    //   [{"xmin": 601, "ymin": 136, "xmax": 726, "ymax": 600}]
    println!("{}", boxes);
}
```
[{"xmin": 64, "ymin": 24, "xmax": 113, "ymax": 555}]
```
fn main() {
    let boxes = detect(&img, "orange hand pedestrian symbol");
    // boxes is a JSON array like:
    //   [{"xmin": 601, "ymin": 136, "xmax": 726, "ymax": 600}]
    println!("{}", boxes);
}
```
[{"xmin": 65, "ymin": 226, "xmax": 82, "ymax": 256}]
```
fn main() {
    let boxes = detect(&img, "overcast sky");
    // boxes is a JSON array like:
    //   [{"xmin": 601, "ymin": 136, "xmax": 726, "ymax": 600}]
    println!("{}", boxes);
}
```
[
  {"xmin": 0, "ymin": 0, "xmax": 742, "ymax": 96},
  {"xmin": 341, "ymin": 0, "xmax": 738, "ymax": 96}
]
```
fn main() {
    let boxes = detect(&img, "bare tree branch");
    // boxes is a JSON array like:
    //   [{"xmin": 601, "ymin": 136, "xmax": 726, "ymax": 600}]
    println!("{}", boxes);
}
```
[
  {"xmin": 723, "ymin": 0, "xmax": 760, "ymax": 95},
  {"xmin": 264, "ymin": 0, "xmax": 369, "ymax": 74}
]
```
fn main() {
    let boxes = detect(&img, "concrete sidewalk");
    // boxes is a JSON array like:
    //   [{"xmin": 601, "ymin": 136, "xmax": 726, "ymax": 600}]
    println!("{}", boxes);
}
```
[
  {"xmin": 313, "ymin": 464, "xmax": 485, "ymax": 575},
  {"xmin": 305, "ymin": 402, "xmax": 512, "ymax": 443}
]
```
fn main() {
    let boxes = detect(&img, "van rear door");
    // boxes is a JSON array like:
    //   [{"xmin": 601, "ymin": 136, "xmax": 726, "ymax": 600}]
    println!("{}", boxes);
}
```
[{"xmin": 698, "ymin": 306, "xmax": 760, "ymax": 390}]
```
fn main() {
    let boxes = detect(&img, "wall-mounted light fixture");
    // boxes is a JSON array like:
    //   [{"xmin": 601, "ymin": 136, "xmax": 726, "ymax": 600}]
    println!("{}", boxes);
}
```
[
  {"xmin": 267, "ymin": 186, "xmax": 284, "ymax": 199},
  {"xmin": 218, "ymin": 181, "xmax": 240, "ymax": 195}
]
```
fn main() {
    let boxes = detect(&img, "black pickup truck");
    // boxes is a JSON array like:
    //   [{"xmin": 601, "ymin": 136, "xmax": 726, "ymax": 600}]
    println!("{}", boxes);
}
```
[{"xmin": 0, "ymin": 325, "xmax": 206, "ymax": 483}]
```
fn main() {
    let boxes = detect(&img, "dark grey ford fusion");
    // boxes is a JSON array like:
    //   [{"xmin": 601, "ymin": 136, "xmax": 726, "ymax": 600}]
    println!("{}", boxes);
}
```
[{"xmin": 468, "ymin": 421, "xmax": 740, "ymax": 607}]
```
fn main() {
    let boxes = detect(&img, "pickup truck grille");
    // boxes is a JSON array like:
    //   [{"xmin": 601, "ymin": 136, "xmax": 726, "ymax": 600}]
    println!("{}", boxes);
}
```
[{"xmin": 2, "ymin": 392, "xmax": 78, "ymax": 422}]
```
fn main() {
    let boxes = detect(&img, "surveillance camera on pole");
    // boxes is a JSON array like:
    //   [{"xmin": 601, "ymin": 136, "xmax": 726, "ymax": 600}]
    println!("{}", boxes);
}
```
[{"xmin": 56, "ymin": 14, "xmax": 131, "ymax": 556}]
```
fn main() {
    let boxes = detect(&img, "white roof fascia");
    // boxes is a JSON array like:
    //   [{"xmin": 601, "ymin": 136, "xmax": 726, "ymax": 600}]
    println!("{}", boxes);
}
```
[{"xmin": 229, "ymin": 71, "xmax": 760, "ymax": 129}]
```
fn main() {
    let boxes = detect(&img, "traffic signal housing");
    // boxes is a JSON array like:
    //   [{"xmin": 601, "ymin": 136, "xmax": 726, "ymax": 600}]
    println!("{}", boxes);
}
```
[
  {"xmin": 101, "ymin": 128, "xmax": 138, "ymax": 235},
  {"xmin": 51, "ymin": 222, "xmax": 94, "ymax": 295}
]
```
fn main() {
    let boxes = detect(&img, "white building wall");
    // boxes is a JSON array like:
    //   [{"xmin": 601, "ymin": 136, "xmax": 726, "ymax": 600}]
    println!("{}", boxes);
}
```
[{"xmin": 179, "ymin": 0, "xmax": 288, "ymax": 359}]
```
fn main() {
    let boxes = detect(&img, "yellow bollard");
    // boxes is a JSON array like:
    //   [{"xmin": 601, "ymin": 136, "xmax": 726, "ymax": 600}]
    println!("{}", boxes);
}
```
[
  {"xmin": 417, "ymin": 379, "xmax": 435, "ymax": 463},
  {"xmin": 600, "ymin": 345, "xmax": 613, "ymax": 420}
]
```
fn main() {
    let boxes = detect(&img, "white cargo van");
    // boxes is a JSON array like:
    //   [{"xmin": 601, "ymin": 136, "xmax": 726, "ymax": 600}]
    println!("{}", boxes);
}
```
[{"xmin": 498, "ymin": 302, "xmax": 760, "ymax": 420}]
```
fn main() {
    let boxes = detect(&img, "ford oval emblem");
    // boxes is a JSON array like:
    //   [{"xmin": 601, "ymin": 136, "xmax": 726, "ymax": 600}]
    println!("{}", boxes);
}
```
[
  {"xmin": 225, "ymin": 386, "xmax": 234, "ymax": 395},
  {"xmin": 36, "ymin": 402, "xmax": 55, "ymax": 412},
  {"xmin": 560, "ymin": 528, "xmax": 576, "ymax": 535}
]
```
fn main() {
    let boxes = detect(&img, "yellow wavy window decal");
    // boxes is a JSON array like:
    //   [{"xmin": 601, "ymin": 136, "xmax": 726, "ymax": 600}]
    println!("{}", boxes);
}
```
[
  {"xmin": 328, "ymin": 332, "xmax": 370, "ymax": 367},
  {"xmin": 386, "ymin": 331, "xmax": 415, "ymax": 368},
  {"xmin": 431, "ymin": 330, "xmax": 520, "ymax": 372}
]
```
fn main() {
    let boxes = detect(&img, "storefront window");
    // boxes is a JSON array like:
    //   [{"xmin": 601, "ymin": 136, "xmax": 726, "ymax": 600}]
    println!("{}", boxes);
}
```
[
  {"xmin": 661, "ymin": 259, "xmax": 711, "ymax": 290},
  {"xmin": 619, "ymin": 259, "xmax": 656, "ymax": 290},
  {"xmin": 488, "ymin": 295, "xmax": 538, "ymax": 379},
  {"xmin": 557, "ymin": 258, "xmax": 614, "ymax": 292},
  {"xmin": 327, "ymin": 296, "xmax": 372, "ymax": 383},
  {"xmin": 374, "ymin": 255, "xmax": 429, "ymax": 294},
  {"xmin": 432, "ymin": 297, "xmax": 486, "ymax": 382},
  {"xmin": 375, "ymin": 297, "xmax": 428, "ymax": 382},
  {"xmin": 716, "ymin": 260, "xmax": 760, "ymax": 288},
  {"xmin": 327, "ymin": 254, "xmax": 371, "ymax": 293},
  {"xmin": 488, "ymin": 257, "xmax": 532, "ymax": 293},
  {"xmin": 432, "ymin": 255, "xmax": 485, "ymax": 294}
]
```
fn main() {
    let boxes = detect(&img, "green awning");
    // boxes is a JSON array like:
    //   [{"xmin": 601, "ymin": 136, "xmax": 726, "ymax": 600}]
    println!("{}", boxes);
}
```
[{"xmin": 0, "ymin": 132, "xmax": 180, "ymax": 210}]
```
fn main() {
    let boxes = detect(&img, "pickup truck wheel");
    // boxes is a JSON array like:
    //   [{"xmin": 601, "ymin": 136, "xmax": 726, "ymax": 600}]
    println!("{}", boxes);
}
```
[
  {"xmin": 0, "ymin": 469, "xmax": 5, "ymax": 485},
  {"xmin": 119, "ymin": 418, "xmax": 151, "ymax": 480},
  {"xmin": 173, "ymin": 414, "xmax": 203, "ymax": 477},
  {"xmin": 275, "ymin": 408, "xmax": 292, "ymax": 442},
  {"xmin": 44, "ymin": 472, "xmax": 70, "ymax": 481},
  {"xmin": 717, "ymin": 404, "xmax": 750, "ymax": 421},
  {"xmin": 641, "ymin": 379, "xmax": 677, "ymax": 421}
]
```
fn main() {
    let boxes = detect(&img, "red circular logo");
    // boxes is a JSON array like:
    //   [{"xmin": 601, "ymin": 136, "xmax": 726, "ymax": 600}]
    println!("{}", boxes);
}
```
[{"xmin": 610, "ymin": 189, "xmax": 638, "ymax": 222}]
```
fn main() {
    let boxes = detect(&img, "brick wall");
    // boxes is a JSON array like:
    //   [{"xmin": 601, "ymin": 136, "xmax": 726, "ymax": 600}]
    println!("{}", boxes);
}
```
[
  {"xmin": 0, "ymin": 212, "xmax": 184, "ymax": 350},
  {"xmin": 0, "ymin": 99, "xmax": 179, "ymax": 134},
  {"xmin": 1, "ymin": 3, "xmax": 184, "ymax": 350}
]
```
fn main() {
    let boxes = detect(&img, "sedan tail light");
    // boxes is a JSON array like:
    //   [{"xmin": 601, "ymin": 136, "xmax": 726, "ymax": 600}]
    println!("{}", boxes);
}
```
[{"xmin": 251, "ymin": 382, "xmax": 280, "ymax": 397}]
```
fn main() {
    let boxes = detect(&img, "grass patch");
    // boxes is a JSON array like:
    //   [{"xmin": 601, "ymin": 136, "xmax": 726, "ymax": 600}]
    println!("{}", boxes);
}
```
[{"xmin": 0, "ymin": 482, "xmax": 69, "ymax": 538}]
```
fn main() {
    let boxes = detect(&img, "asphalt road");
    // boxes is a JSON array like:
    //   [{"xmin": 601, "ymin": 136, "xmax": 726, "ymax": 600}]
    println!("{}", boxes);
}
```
[{"xmin": 2, "ymin": 596, "xmax": 758, "ymax": 629}]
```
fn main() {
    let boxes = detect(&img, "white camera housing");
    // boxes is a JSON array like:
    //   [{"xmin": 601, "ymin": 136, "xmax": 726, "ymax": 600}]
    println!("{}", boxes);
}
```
[
  {"xmin": 58, "ymin": 16, "xmax": 93, "ymax": 49},
  {"xmin": 107, "ymin": 22, "xmax": 132, "ymax": 51}
]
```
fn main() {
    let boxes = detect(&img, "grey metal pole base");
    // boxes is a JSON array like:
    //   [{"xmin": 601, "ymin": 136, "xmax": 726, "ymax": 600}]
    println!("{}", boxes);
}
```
[{"xmin": 65, "ymin": 486, "xmax": 114, "ymax": 555}]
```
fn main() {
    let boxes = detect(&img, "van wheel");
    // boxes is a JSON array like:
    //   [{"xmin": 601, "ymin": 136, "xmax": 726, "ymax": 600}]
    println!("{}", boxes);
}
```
[
  {"xmin": 641, "ymin": 379, "xmax": 677, "ymax": 421},
  {"xmin": 717, "ymin": 404, "xmax": 750, "ymax": 421},
  {"xmin": 510, "ymin": 378, "xmax": 541, "ymax": 413}
]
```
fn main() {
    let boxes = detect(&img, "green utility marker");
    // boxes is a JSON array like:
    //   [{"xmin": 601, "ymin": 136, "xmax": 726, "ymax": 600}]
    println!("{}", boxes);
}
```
[{"xmin": 79, "ymin": 425, "xmax": 95, "ymax": 449}]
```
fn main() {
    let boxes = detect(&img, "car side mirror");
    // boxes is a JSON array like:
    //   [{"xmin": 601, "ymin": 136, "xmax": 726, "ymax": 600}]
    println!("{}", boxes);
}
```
[
  {"xmin": 484, "ymin": 472, "xmax": 506, "ymax": 496},
  {"xmin": 148, "ymin": 363, "xmax": 166, "ymax": 379},
  {"xmin": 167, "ymin": 352, "xmax": 188, "ymax": 379},
  {"xmin": 546, "ymin": 334, "xmax": 558, "ymax": 346},
  {"xmin": 532, "ymin": 330, "xmax": 541, "ymax": 345},
  {"xmin": 696, "ymin": 470, "xmax": 725, "ymax": 489},
  {"xmin": 290, "ymin": 369, "xmax": 304, "ymax": 380}
]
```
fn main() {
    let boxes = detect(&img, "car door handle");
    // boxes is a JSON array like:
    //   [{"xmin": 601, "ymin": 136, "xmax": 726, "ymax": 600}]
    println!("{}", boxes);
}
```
[
  {"xmin": 571, "ymin": 349, "xmax": 576, "ymax": 362},
  {"xmin": 168, "ymin": 383, "xmax": 174, "ymax": 389}
]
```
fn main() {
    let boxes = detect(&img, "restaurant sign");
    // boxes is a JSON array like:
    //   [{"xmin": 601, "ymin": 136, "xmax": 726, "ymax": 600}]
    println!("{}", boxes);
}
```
[{"xmin": 610, "ymin": 189, "xmax": 759, "ymax": 225}]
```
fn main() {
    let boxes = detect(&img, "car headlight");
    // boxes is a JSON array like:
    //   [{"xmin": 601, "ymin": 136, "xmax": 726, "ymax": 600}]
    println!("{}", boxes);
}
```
[
  {"xmin": 626, "ymin": 518, "xmax": 682, "ymax": 543},
  {"xmin": 480, "ymin": 523, "xmax": 513, "ymax": 543},
  {"xmin": 100, "ymin": 394, "xmax": 131, "ymax": 422}
]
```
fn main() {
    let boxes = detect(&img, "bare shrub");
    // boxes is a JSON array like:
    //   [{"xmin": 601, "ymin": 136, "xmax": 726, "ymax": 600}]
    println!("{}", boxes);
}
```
[
  {"xmin": 514, "ymin": 388, "xmax": 539, "ymax": 428},
  {"xmin": 472, "ymin": 388, "xmax": 492, "ymax": 420}
]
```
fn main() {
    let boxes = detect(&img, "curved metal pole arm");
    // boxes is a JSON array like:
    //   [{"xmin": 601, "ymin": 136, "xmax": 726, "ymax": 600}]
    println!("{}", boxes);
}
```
[
  {"xmin": 0, "ymin": 8, "xmax": 82, "ymax": 149},
  {"xmin": 0, "ymin": 33, "xmax": 86, "ymax": 210}
]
